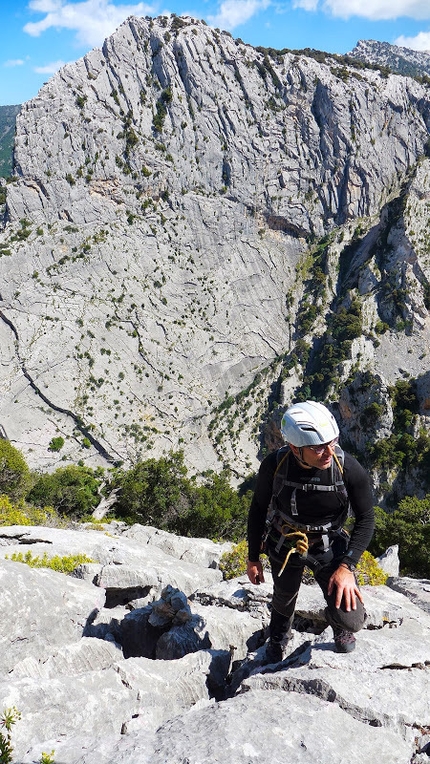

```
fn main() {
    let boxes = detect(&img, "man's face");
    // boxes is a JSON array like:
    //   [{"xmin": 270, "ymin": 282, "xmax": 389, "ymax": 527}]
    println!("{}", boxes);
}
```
[{"xmin": 290, "ymin": 438, "xmax": 338, "ymax": 469}]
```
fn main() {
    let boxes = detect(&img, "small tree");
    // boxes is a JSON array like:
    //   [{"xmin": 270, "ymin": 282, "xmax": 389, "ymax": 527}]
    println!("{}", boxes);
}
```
[
  {"xmin": 111, "ymin": 453, "xmax": 251, "ymax": 540},
  {"xmin": 0, "ymin": 441, "xmax": 31, "ymax": 501},
  {"xmin": 48, "ymin": 436, "xmax": 65, "ymax": 452},
  {"xmin": 112, "ymin": 451, "xmax": 190, "ymax": 527},
  {"xmin": 27, "ymin": 465, "xmax": 103, "ymax": 519},
  {"xmin": 176, "ymin": 471, "xmax": 251, "ymax": 540},
  {"xmin": 369, "ymin": 496, "xmax": 430, "ymax": 578}
]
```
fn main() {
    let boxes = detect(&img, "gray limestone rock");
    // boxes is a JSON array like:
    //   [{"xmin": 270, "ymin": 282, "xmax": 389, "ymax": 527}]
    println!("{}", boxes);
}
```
[
  {"xmin": 6, "ymin": 652, "xmax": 214, "ymax": 763},
  {"xmin": 0, "ymin": 665, "xmax": 138, "ymax": 760},
  {"xmin": 155, "ymin": 616, "xmax": 211, "ymax": 659},
  {"xmin": 9, "ymin": 637, "xmax": 122, "ymax": 679},
  {"xmin": 387, "ymin": 575, "xmax": 430, "ymax": 615},
  {"xmin": 241, "ymin": 620, "xmax": 430, "ymax": 748},
  {"xmin": 64, "ymin": 690, "xmax": 412, "ymax": 764},
  {"xmin": 191, "ymin": 600, "xmax": 266, "ymax": 659},
  {"xmin": 0, "ymin": 525, "xmax": 223, "ymax": 602},
  {"xmin": 0, "ymin": 559, "xmax": 106, "ymax": 674},
  {"xmin": 122, "ymin": 524, "xmax": 232, "ymax": 568},
  {"xmin": 191, "ymin": 574, "xmax": 273, "ymax": 612},
  {"xmin": 349, "ymin": 39, "xmax": 430, "ymax": 77},
  {"xmin": 0, "ymin": 523, "xmax": 429, "ymax": 763},
  {"xmin": 376, "ymin": 544, "xmax": 400, "ymax": 576}
]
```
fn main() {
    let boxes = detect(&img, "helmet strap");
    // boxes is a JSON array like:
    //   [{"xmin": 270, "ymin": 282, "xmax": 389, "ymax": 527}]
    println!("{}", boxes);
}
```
[{"xmin": 290, "ymin": 445, "xmax": 312, "ymax": 469}]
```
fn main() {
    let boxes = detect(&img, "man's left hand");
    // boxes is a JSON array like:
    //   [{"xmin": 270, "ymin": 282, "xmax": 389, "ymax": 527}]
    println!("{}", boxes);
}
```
[{"xmin": 327, "ymin": 565, "xmax": 363, "ymax": 611}]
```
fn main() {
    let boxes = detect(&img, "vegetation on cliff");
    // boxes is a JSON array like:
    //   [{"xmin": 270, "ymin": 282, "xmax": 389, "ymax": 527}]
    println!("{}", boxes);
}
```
[{"xmin": 0, "ymin": 439, "xmax": 428, "ymax": 578}]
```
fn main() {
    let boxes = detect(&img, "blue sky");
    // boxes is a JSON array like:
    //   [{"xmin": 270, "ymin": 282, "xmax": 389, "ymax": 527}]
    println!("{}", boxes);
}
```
[{"xmin": 1, "ymin": 0, "xmax": 430, "ymax": 106}]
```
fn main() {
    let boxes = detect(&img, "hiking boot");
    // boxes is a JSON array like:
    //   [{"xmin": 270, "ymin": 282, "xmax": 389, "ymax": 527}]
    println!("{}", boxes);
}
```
[
  {"xmin": 263, "ymin": 641, "xmax": 283, "ymax": 664},
  {"xmin": 333, "ymin": 628, "xmax": 356, "ymax": 653}
]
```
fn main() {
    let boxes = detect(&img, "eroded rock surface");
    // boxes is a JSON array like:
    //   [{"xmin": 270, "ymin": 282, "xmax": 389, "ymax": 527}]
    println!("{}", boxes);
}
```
[
  {"xmin": 0, "ymin": 523, "xmax": 429, "ymax": 764},
  {"xmin": 0, "ymin": 17, "xmax": 429, "ymax": 480}
]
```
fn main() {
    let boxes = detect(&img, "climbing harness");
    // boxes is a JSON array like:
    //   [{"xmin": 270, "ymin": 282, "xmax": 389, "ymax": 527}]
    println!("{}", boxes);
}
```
[{"xmin": 263, "ymin": 445, "xmax": 350, "ymax": 576}]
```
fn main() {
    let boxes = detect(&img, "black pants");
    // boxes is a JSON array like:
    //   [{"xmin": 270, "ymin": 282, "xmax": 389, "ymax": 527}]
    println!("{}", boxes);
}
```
[{"xmin": 267, "ymin": 530, "xmax": 366, "ymax": 642}]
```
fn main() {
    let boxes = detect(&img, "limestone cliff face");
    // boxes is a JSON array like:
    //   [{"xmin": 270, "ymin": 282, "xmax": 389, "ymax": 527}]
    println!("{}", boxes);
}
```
[
  {"xmin": 8, "ymin": 19, "xmax": 429, "ymax": 230},
  {"xmin": 349, "ymin": 39, "xmax": 430, "ymax": 78},
  {"xmin": 0, "ymin": 16, "xmax": 429, "ymax": 485}
]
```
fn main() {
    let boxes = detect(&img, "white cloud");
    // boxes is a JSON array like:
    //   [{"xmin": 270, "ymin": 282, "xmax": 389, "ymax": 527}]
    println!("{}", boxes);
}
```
[
  {"xmin": 24, "ymin": 0, "xmax": 156, "ymax": 47},
  {"xmin": 34, "ymin": 59, "xmax": 67, "ymax": 73},
  {"xmin": 4, "ymin": 59, "xmax": 26, "ymax": 67},
  {"xmin": 293, "ymin": 0, "xmax": 430, "ymax": 20},
  {"xmin": 292, "ymin": 0, "xmax": 318, "ymax": 10},
  {"xmin": 30, "ymin": 0, "xmax": 64, "ymax": 10},
  {"xmin": 208, "ymin": 0, "xmax": 271, "ymax": 30},
  {"xmin": 395, "ymin": 30, "xmax": 430, "ymax": 49}
]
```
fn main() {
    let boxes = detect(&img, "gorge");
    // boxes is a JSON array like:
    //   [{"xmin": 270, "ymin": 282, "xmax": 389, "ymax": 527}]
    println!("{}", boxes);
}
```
[{"xmin": 0, "ymin": 16, "xmax": 430, "ymax": 499}]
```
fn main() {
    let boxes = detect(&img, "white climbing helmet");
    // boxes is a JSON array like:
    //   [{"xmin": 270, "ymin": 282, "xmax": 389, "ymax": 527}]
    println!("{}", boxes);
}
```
[{"xmin": 280, "ymin": 400, "xmax": 339, "ymax": 447}]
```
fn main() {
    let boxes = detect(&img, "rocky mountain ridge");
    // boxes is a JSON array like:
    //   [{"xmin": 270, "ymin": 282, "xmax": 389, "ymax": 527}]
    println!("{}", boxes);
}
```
[
  {"xmin": 349, "ymin": 40, "xmax": 430, "ymax": 79},
  {"xmin": 0, "ymin": 16, "xmax": 429, "ymax": 492},
  {"xmin": 0, "ymin": 522, "xmax": 429, "ymax": 763}
]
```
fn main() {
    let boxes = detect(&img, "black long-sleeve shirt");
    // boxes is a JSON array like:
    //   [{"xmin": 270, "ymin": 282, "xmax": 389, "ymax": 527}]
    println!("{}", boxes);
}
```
[{"xmin": 247, "ymin": 449, "xmax": 374, "ymax": 565}]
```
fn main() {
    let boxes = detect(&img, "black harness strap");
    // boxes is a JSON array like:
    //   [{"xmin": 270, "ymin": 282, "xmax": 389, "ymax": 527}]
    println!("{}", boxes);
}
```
[{"xmin": 265, "ymin": 445, "xmax": 350, "ymax": 555}]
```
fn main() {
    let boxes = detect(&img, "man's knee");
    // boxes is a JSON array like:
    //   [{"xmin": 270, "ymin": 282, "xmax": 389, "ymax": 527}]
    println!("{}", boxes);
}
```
[{"xmin": 325, "ymin": 600, "xmax": 366, "ymax": 633}]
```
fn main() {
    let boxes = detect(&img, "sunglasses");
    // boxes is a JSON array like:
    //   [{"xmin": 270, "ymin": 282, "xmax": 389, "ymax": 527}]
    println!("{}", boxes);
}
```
[{"xmin": 306, "ymin": 438, "xmax": 338, "ymax": 455}]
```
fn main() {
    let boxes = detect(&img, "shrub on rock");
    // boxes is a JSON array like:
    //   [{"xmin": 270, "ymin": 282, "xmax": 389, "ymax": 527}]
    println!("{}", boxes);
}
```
[{"xmin": 0, "ymin": 441, "xmax": 31, "ymax": 501}]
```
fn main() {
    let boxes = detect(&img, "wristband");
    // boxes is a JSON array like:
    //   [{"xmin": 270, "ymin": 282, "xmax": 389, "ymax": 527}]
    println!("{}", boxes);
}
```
[{"xmin": 340, "ymin": 560, "xmax": 357, "ymax": 573}]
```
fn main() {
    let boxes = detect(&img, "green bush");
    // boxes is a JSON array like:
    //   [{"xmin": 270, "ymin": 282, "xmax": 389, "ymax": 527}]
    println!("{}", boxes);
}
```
[
  {"xmin": 48, "ymin": 437, "xmax": 65, "ymax": 452},
  {"xmin": 6, "ymin": 550, "xmax": 94, "ymax": 574},
  {"xmin": 26, "ymin": 465, "xmax": 103, "ymax": 519},
  {"xmin": 177, "ymin": 471, "xmax": 251, "ymax": 541},
  {"xmin": 152, "ymin": 87, "xmax": 173, "ymax": 132},
  {"xmin": 40, "ymin": 753, "xmax": 55, "ymax": 764},
  {"xmin": 112, "ymin": 451, "xmax": 188, "ymax": 526},
  {"xmin": 112, "ymin": 451, "xmax": 250, "ymax": 541},
  {"xmin": 0, "ymin": 495, "xmax": 63, "ymax": 527},
  {"xmin": 360, "ymin": 403, "xmax": 383, "ymax": 430},
  {"xmin": 0, "ymin": 441, "xmax": 31, "ymax": 501},
  {"xmin": 369, "ymin": 497, "xmax": 430, "ymax": 578},
  {"xmin": 0, "ymin": 495, "xmax": 31, "ymax": 526},
  {"xmin": 355, "ymin": 550, "xmax": 388, "ymax": 586},
  {"xmin": 220, "ymin": 540, "xmax": 248, "ymax": 579},
  {"xmin": 220, "ymin": 539, "xmax": 269, "ymax": 579},
  {"xmin": 389, "ymin": 378, "xmax": 419, "ymax": 429},
  {"xmin": 0, "ymin": 707, "xmax": 20, "ymax": 764}
]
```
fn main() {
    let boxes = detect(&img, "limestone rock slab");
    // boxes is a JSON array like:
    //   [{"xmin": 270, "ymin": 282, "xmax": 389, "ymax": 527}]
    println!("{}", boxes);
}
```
[
  {"xmin": 388, "ymin": 576, "xmax": 430, "ymax": 615},
  {"xmin": 64, "ymin": 689, "xmax": 411, "ymax": 764},
  {"xmin": 0, "ymin": 559, "xmax": 105, "ymax": 673}
]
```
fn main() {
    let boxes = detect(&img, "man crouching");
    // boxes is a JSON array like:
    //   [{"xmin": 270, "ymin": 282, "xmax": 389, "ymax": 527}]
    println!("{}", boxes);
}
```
[{"xmin": 247, "ymin": 400, "xmax": 374, "ymax": 662}]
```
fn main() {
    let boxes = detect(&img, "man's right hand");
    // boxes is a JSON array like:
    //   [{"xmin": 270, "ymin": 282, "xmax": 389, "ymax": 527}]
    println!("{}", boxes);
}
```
[{"xmin": 247, "ymin": 559, "xmax": 265, "ymax": 585}]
